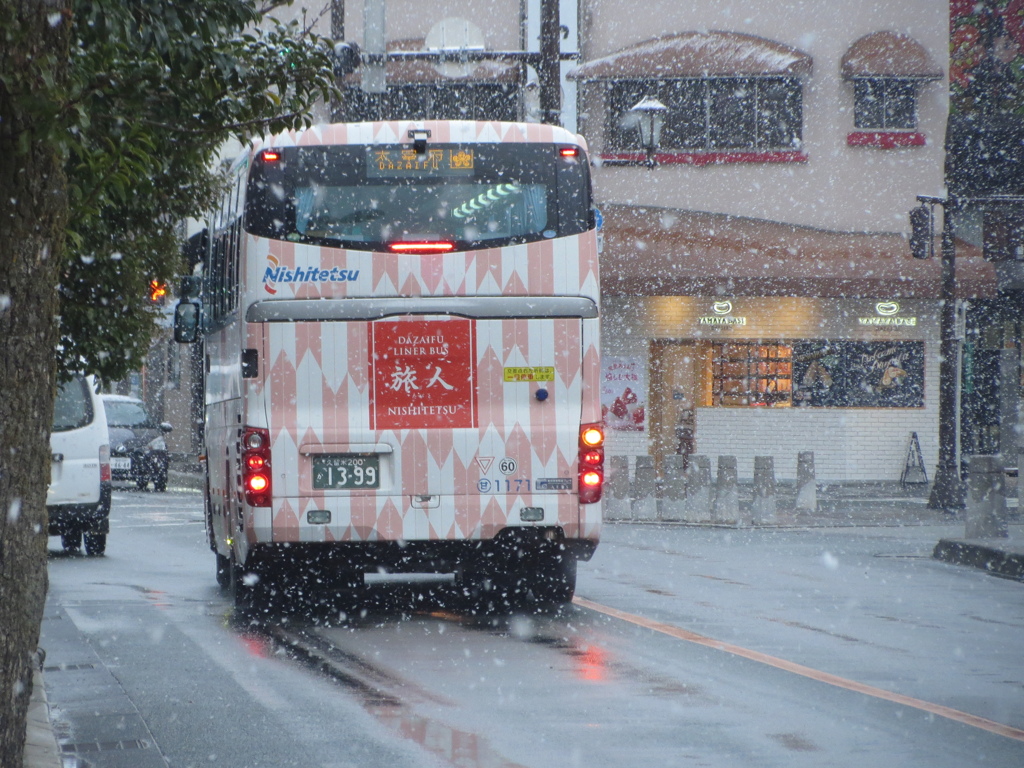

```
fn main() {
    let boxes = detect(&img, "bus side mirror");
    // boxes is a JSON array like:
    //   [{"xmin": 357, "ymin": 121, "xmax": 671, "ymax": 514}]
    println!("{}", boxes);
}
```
[{"xmin": 174, "ymin": 301, "xmax": 202, "ymax": 343}]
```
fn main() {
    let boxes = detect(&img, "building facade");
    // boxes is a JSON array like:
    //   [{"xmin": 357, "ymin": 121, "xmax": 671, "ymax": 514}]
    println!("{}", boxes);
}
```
[
  {"xmin": 573, "ymin": 0, "xmax": 1000, "ymax": 481},
  {"xmin": 156, "ymin": 0, "xmax": 1019, "ymax": 484}
]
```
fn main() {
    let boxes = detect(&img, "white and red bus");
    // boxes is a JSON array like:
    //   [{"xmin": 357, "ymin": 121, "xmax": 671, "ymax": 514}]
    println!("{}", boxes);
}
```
[{"xmin": 175, "ymin": 121, "xmax": 602, "ymax": 610}]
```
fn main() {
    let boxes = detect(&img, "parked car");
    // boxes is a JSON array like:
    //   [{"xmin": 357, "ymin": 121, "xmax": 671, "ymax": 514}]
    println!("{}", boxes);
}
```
[
  {"xmin": 48, "ymin": 375, "xmax": 111, "ymax": 555},
  {"xmin": 101, "ymin": 394, "xmax": 172, "ymax": 492}
]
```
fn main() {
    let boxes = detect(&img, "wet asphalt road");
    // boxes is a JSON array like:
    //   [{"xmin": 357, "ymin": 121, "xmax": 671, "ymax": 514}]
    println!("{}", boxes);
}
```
[{"xmin": 42, "ymin": 488, "xmax": 1024, "ymax": 768}]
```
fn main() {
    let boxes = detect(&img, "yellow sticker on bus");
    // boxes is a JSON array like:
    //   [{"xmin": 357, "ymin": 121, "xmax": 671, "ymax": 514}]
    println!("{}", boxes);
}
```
[{"xmin": 503, "ymin": 366, "xmax": 555, "ymax": 382}]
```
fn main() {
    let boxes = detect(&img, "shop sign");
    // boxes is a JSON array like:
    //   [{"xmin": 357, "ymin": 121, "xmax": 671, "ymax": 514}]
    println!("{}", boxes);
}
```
[
  {"xmin": 858, "ymin": 301, "xmax": 917, "ymax": 327},
  {"xmin": 699, "ymin": 300, "xmax": 747, "ymax": 326}
]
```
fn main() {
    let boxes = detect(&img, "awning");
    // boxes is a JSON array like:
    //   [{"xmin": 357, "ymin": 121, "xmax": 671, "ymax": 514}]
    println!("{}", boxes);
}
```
[
  {"xmin": 841, "ymin": 32, "xmax": 943, "ymax": 80},
  {"xmin": 599, "ymin": 204, "xmax": 996, "ymax": 299},
  {"xmin": 568, "ymin": 32, "xmax": 813, "ymax": 81}
]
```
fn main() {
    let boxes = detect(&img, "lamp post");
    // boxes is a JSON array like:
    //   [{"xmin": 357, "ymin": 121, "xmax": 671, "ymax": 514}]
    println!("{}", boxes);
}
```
[
  {"xmin": 630, "ymin": 96, "xmax": 667, "ymax": 167},
  {"xmin": 912, "ymin": 195, "xmax": 965, "ymax": 510}
]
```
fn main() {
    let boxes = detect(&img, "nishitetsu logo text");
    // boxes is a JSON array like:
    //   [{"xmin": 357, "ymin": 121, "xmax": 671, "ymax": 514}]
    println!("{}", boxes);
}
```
[{"xmin": 263, "ymin": 254, "xmax": 360, "ymax": 294}]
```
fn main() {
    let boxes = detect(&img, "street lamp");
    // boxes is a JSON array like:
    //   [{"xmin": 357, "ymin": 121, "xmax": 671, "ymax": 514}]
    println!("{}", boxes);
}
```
[
  {"xmin": 911, "ymin": 195, "xmax": 965, "ymax": 511},
  {"xmin": 629, "ymin": 96, "xmax": 667, "ymax": 168}
]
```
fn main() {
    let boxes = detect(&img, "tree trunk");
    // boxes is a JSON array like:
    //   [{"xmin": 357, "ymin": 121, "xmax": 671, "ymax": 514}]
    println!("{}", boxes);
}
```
[{"xmin": 0, "ymin": 2, "xmax": 70, "ymax": 765}]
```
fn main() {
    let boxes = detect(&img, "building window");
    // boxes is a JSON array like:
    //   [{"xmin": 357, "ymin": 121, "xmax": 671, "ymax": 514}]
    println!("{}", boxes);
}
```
[
  {"xmin": 609, "ymin": 78, "xmax": 802, "ymax": 152},
  {"xmin": 707, "ymin": 342, "xmax": 793, "ymax": 407},
  {"xmin": 337, "ymin": 84, "xmax": 520, "ymax": 122},
  {"xmin": 853, "ymin": 78, "xmax": 918, "ymax": 130}
]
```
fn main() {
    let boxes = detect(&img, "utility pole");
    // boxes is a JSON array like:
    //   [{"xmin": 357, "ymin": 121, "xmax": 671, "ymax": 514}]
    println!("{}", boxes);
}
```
[
  {"xmin": 920, "ymin": 195, "xmax": 966, "ymax": 510},
  {"xmin": 538, "ymin": 0, "xmax": 561, "ymax": 125},
  {"xmin": 362, "ymin": 0, "xmax": 386, "ymax": 94}
]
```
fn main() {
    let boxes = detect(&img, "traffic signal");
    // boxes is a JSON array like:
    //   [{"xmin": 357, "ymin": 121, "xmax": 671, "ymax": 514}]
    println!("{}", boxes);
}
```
[
  {"xmin": 149, "ymin": 280, "xmax": 169, "ymax": 304},
  {"xmin": 332, "ymin": 41, "xmax": 361, "ymax": 76},
  {"xmin": 908, "ymin": 205, "xmax": 932, "ymax": 259}
]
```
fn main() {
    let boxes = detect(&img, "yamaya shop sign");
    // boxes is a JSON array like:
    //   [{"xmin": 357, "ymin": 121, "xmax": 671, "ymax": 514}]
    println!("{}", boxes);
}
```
[
  {"xmin": 699, "ymin": 300, "xmax": 747, "ymax": 326},
  {"xmin": 858, "ymin": 301, "xmax": 917, "ymax": 327}
]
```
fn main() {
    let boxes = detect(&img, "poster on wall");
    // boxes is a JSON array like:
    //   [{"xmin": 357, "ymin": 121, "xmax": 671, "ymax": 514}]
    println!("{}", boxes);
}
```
[
  {"xmin": 792, "ymin": 341, "xmax": 925, "ymax": 408},
  {"xmin": 601, "ymin": 356, "xmax": 646, "ymax": 430}
]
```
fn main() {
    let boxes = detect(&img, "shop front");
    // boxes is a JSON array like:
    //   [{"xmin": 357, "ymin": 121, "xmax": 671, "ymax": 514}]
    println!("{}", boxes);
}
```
[
  {"xmin": 602, "ymin": 296, "xmax": 939, "ymax": 482},
  {"xmin": 598, "ymin": 204, "xmax": 999, "ymax": 482}
]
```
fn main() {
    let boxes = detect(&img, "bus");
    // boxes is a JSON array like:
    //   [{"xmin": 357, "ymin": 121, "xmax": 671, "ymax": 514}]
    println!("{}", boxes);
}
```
[{"xmin": 174, "ymin": 121, "xmax": 603, "ymax": 611}]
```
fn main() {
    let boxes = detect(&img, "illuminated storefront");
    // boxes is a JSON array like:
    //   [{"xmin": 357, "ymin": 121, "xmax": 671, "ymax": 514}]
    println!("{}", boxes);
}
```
[{"xmin": 598, "ymin": 205, "xmax": 998, "ymax": 482}]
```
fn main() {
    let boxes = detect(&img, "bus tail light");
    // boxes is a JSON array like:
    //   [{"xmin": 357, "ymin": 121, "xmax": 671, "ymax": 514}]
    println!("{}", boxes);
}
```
[
  {"xmin": 242, "ymin": 427, "xmax": 272, "ymax": 507},
  {"xmin": 578, "ymin": 423, "xmax": 604, "ymax": 504}
]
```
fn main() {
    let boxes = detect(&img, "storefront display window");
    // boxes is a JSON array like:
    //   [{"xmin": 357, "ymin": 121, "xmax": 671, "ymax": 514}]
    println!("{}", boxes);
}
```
[
  {"xmin": 707, "ymin": 342, "xmax": 793, "ymax": 407},
  {"xmin": 697, "ymin": 339, "xmax": 926, "ymax": 408}
]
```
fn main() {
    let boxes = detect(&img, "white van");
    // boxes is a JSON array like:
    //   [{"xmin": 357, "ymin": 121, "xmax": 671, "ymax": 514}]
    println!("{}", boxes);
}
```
[{"xmin": 48, "ymin": 375, "xmax": 112, "ymax": 555}]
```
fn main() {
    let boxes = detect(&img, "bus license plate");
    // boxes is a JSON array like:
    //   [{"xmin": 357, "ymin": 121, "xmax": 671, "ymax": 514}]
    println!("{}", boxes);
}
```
[{"xmin": 312, "ymin": 454, "xmax": 380, "ymax": 490}]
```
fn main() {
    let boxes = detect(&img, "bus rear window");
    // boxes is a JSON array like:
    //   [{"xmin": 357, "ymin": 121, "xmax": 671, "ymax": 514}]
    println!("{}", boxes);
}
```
[{"xmin": 244, "ymin": 143, "xmax": 590, "ymax": 251}]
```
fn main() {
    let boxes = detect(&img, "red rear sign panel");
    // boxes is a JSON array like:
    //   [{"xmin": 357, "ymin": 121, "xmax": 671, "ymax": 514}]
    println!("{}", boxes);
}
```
[{"xmin": 370, "ymin": 319, "xmax": 477, "ymax": 430}]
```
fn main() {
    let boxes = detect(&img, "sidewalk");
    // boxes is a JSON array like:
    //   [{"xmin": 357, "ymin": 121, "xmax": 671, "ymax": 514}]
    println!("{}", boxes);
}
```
[{"xmin": 22, "ymin": 480, "xmax": 1023, "ymax": 768}]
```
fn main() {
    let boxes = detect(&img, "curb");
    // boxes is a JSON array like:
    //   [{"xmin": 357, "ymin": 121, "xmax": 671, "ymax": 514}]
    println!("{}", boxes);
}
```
[
  {"xmin": 933, "ymin": 538, "xmax": 1024, "ymax": 581},
  {"xmin": 23, "ymin": 664, "xmax": 61, "ymax": 768}
]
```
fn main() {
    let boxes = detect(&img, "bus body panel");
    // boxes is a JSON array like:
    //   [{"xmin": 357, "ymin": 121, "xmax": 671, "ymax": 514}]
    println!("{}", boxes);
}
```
[{"xmin": 250, "ymin": 313, "xmax": 594, "ymax": 545}]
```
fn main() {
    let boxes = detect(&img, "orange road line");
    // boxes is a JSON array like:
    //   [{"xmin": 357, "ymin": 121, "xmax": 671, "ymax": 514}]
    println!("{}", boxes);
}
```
[{"xmin": 573, "ymin": 596, "xmax": 1024, "ymax": 743}]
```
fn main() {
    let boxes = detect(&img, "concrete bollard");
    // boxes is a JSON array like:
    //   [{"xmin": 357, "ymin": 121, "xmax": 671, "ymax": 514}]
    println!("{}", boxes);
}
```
[
  {"xmin": 603, "ymin": 456, "xmax": 630, "ymax": 521},
  {"xmin": 752, "ymin": 456, "xmax": 777, "ymax": 524},
  {"xmin": 659, "ymin": 455, "xmax": 686, "ymax": 521},
  {"xmin": 631, "ymin": 455, "xmax": 658, "ymax": 521},
  {"xmin": 964, "ymin": 455, "xmax": 1008, "ymax": 539},
  {"xmin": 712, "ymin": 456, "xmax": 739, "ymax": 525},
  {"xmin": 795, "ymin": 451, "xmax": 817, "ymax": 511},
  {"xmin": 683, "ymin": 455, "xmax": 712, "ymax": 522}
]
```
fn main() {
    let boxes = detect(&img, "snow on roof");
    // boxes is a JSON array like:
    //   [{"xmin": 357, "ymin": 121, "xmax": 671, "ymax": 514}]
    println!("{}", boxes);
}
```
[
  {"xmin": 568, "ymin": 32, "xmax": 813, "ymax": 81},
  {"xmin": 841, "ymin": 31, "xmax": 943, "ymax": 80},
  {"xmin": 599, "ymin": 204, "xmax": 995, "ymax": 300}
]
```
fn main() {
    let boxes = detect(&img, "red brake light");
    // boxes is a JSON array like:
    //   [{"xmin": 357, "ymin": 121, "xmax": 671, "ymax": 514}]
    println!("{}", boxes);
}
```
[
  {"xmin": 581, "ymin": 470, "xmax": 602, "ymax": 488},
  {"xmin": 387, "ymin": 241, "xmax": 456, "ymax": 254},
  {"xmin": 242, "ymin": 427, "xmax": 272, "ymax": 507},
  {"xmin": 247, "ymin": 474, "xmax": 270, "ymax": 493},
  {"xmin": 560, "ymin": 147, "xmax": 580, "ymax": 158},
  {"xmin": 261, "ymin": 150, "xmax": 281, "ymax": 162}
]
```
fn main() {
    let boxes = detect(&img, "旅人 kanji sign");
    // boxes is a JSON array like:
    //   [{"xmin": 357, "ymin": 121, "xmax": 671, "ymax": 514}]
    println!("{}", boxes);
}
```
[{"xmin": 369, "ymin": 319, "xmax": 476, "ymax": 429}]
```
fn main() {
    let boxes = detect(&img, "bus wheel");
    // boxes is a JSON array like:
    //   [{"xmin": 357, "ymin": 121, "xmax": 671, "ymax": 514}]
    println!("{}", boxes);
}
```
[
  {"xmin": 535, "ymin": 550, "xmax": 577, "ymax": 604},
  {"xmin": 230, "ymin": 554, "xmax": 261, "ymax": 613},
  {"xmin": 215, "ymin": 552, "xmax": 231, "ymax": 589}
]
